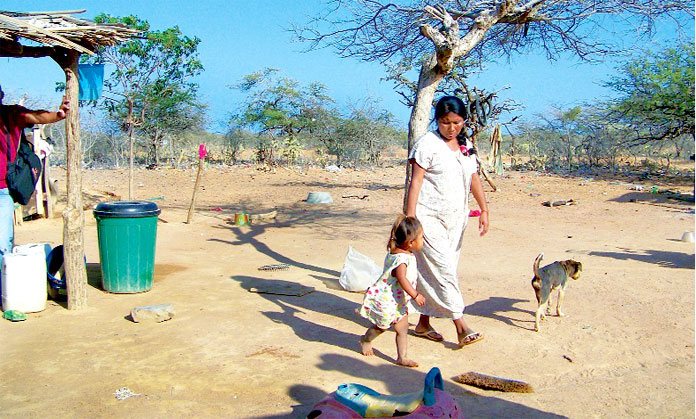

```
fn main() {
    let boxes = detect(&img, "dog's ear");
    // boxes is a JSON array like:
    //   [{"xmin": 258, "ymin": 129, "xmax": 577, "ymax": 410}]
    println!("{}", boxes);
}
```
[
  {"xmin": 560, "ymin": 260, "xmax": 582, "ymax": 279},
  {"xmin": 569, "ymin": 261, "xmax": 582, "ymax": 278}
]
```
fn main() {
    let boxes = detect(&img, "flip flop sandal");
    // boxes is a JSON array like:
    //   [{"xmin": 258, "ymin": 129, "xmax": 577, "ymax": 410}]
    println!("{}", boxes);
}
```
[
  {"xmin": 459, "ymin": 332, "xmax": 484, "ymax": 347},
  {"xmin": 413, "ymin": 328, "xmax": 444, "ymax": 342}
]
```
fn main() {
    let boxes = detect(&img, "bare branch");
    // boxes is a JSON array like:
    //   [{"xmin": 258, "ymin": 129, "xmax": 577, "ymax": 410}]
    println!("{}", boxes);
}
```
[{"xmin": 293, "ymin": 0, "xmax": 693, "ymax": 65}]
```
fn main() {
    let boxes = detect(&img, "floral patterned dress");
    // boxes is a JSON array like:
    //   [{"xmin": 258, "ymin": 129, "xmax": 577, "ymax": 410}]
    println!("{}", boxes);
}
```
[{"xmin": 359, "ymin": 252, "xmax": 418, "ymax": 329}]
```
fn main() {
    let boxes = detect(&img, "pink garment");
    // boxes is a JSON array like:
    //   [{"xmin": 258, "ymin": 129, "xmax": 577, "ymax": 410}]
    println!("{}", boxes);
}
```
[{"xmin": 0, "ymin": 105, "xmax": 31, "ymax": 188}]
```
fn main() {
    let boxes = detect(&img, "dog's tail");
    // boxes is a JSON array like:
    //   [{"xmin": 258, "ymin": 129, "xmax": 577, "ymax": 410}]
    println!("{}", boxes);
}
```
[{"xmin": 533, "ymin": 253, "xmax": 544, "ymax": 278}]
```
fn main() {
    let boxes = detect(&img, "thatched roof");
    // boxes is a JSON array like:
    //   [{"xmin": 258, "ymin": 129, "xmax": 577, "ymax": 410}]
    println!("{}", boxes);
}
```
[{"xmin": 0, "ymin": 9, "xmax": 141, "ymax": 56}]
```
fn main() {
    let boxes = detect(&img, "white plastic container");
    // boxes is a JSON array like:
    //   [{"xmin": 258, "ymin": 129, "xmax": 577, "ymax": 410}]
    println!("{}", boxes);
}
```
[
  {"xmin": 13, "ymin": 243, "xmax": 51, "ymax": 258},
  {"xmin": 2, "ymin": 243, "xmax": 49, "ymax": 312}
]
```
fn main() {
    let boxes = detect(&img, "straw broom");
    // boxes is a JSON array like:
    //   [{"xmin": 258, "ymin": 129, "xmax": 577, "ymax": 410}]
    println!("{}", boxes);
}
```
[{"xmin": 454, "ymin": 371, "xmax": 534, "ymax": 393}]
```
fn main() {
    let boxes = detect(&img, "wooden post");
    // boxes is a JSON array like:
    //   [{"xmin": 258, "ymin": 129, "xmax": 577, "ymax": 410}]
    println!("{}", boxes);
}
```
[
  {"xmin": 477, "ymin": 157, "xmax": 498, "ymax": 192},
  {"xmin": 186, "ymin": 144, "xmax": 207, "ymax": 224},
  {"xmin": 56, "ymin": 49, "xmax": 88, "ymax": 310},
  {"xmin": 128, "ymin": 100, "xmax": 135, "ymax": 200},
  {"xmin": 471, "ymin": 130, "xmax": 498, "ymax": 192}
]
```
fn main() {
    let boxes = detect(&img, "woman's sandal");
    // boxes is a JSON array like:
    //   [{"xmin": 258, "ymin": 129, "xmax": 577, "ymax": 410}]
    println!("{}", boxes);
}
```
[
  {"xmin": 458, "ymin": 332, "xmax": 484, "ymax": 347},
  {"xmin": 413, "ymin": 328, "xmax": 444, "ymax": 342}
]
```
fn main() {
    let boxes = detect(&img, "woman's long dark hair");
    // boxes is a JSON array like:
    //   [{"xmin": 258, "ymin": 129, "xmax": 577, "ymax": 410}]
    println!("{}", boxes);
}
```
[{"xmin": 434, "ymin": 95, "xmax": 468, "ymax": 146}]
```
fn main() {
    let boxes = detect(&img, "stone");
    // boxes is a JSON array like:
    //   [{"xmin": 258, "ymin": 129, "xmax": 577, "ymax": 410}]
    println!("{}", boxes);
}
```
[{"xmin": 130, "ymin": 303, "xmax": 174, "ymax": 323}]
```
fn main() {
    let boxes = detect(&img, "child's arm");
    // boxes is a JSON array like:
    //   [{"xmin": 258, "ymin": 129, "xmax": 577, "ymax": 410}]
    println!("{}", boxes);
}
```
[{"xmin": 393, "ymin": 263, "xmax": 425, "ymax": 306}]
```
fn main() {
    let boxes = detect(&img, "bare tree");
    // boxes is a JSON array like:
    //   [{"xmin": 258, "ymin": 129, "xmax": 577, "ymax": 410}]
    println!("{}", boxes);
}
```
[{"xmin": 294, "ymin": 0, "xmax": 693, "ymax": 199}]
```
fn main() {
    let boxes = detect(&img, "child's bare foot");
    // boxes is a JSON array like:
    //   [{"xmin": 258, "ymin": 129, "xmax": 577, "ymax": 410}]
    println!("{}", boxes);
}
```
[
  {"xmin": 360, "ymin": 337, "xmax": 374, "ymax": 356},
  {"xmin": 396, "ymin": 358, "xmax": 419, "ymax": 368}
]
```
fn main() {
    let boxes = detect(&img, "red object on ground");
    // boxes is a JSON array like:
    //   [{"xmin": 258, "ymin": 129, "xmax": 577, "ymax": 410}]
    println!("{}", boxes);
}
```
[{"xmin": 469, "ymin": 210, "xmax": 481, "ymax": 217}]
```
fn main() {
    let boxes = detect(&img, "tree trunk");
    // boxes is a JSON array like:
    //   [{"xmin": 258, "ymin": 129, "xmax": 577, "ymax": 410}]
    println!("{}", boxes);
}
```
[
  {"xmin": 400, "ymin": 3, "xmax": 509, "ymax": 211},
  {"xmin": 566, "ymin": 134, "xmax": 573, "ymax": 170},
  {"xmin": 58, "ymin": 50, "xmax": 88, "ymax": 310},
  {"xmin": 402, "ymin": 55, "xmax": 444, "ymax": 211},
  {"xmin": 152, "ymin": 130, "xmax": 161, "ymax": 166},
  {"xmin": 154, "ymin": 136, "xmax": 160, "ymax": 166},
  {"xmin": 128, "ymin": 101, "xmax": 135, "ymax": 200}
]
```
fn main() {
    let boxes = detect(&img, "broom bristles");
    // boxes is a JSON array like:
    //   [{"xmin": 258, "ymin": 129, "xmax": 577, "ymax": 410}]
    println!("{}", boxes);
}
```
[{"xmin": 454, "ymin": 371, "xmax": 534, "ymax": 393}]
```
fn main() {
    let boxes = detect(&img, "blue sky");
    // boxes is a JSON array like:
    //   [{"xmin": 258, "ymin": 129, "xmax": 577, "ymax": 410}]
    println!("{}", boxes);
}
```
[{"xmin": 1, "ymin": 1, "xmax": 693, "ymax": 133}]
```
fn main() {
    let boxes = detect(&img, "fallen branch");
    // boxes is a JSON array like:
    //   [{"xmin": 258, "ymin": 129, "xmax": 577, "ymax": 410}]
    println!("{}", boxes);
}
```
[{"xmin": 250, "ymin": 210, "xmax": 278, "ymax": 224}]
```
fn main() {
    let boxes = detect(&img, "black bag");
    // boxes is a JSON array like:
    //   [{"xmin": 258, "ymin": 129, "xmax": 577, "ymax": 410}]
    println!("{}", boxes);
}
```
[{"xmin": 5, "ymin": 126, "xmax": 42, "ymax": 205}]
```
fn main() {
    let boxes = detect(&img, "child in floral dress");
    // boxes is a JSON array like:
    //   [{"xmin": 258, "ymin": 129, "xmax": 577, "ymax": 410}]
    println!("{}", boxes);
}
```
[{"xmin": 359, "ymin": 215, "xmax": 426, "ymax": 367}]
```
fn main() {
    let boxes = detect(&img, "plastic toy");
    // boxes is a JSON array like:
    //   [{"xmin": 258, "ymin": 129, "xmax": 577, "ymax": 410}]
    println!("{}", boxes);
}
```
[
  {"xmin": 2, "ymin": 310, "xmax": 27, "ymax": 321},
  {"xmin": 307, "ymin": 367, "xmax": 461, "ymax": 418}
]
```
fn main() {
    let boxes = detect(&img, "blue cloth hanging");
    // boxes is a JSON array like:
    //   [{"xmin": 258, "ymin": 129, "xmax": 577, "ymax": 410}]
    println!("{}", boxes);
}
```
[{"xmin": 78, "ymin": 64, "xmax": 105, "ymax": 101}]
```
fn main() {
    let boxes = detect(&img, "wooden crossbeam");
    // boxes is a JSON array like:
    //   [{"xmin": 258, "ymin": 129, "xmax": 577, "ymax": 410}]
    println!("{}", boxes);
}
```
[{"xmin": 0, "ymin": 13, "xmax": 93, "ymax": 54}]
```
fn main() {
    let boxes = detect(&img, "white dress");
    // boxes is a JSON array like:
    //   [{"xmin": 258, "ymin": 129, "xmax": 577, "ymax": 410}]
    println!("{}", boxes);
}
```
[{"xmin": 408, "ymin": 131, "xmax": 478, "ymax": 319}]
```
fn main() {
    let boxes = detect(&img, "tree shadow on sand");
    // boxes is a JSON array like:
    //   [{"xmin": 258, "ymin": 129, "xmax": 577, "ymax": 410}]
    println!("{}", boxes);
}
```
[
  {"xmin": 465, "ymin": 297, "xmax": 537, "ymax": 330},
  {"xmin": 589, "ymin": 248, "xmax": 694, "ymax": 269},
  {"xmin": 252, "ymin": 353, "xmax": 567, "ymax": 419},
  {"xmin": 213, "ymin": 230, "xmax": 341, "ymax": 277},
  {"xmin": 208, "ymin": 199, "xmax": 389, "ymax": 278},
  {"xmin": 230, "ymin": 275, "xmax": 391, "ymax": 359},
  {"xmin": 610, "ymin": 191, "xmax": 694, "ymax": 206}
]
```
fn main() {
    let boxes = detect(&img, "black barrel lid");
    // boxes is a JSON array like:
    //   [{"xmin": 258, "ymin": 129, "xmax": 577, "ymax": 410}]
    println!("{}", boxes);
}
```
[{"xmin": 93, "ymin": 201, "xmax": 161, "ymax": 218}]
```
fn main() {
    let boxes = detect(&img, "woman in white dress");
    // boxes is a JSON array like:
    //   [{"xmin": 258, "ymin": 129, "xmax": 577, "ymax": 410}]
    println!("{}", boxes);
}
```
[{"xmin": 406, "ymin": 95, "xmax": 490, "ymax": 347}]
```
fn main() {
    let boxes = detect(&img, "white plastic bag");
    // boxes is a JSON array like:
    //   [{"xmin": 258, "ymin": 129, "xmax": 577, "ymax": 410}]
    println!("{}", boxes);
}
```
[{"xmin": 339, "ymin": 246, "xmax": 382, "ymax": 292}]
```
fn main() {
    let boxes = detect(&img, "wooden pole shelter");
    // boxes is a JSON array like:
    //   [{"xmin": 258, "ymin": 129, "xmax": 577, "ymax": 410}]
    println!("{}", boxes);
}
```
[
  {"xmin": 1, "ymin": 10, "xmax": 141, "ymax": 310},
  {"xmin": 53, "ymin": 48, "xmax": 89, "ymax": 309}
]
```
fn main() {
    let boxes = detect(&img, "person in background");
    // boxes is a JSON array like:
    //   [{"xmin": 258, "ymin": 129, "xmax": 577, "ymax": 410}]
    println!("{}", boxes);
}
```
[{"xmin": 0, "ymin": 84, "xmax": 69, "ymax": 258}]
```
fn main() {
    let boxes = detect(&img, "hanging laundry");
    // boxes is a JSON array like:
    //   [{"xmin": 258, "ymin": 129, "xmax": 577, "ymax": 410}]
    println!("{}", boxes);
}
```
[{"xmin": 78, "ymin": 64, "xmax": 105, "ymax": 101}]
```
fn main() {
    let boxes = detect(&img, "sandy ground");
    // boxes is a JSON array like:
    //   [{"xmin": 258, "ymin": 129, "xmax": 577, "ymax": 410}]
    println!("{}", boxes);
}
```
[{"xmin": 1, "ymin": 163, "xmax": 694, "ymax": 418}]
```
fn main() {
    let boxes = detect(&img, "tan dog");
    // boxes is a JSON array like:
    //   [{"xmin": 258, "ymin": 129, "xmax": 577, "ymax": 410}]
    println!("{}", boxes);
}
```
[{"xmin": 531, "ymin": 253, "xmax": 582, "ymax": 332}]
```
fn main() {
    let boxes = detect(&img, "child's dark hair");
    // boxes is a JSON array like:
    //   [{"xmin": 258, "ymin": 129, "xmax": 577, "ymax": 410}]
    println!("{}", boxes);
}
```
[{"xmin": 388, "ymin": 214, "xmax": 423, "ymax": 252}]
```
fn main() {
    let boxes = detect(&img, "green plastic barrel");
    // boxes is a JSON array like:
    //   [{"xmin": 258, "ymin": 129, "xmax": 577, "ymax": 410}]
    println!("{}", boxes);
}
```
[{"xmin": 93, "ymin": 201, "xmax": 161, "ymax": 293}]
